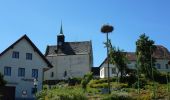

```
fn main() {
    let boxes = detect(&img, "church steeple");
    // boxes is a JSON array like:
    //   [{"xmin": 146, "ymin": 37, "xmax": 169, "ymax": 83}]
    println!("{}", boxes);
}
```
[
  {"xmin": 60, "ymin": 23, "xmax": 63, "ymax": 34},
  {"xmin": 57, "ymin": 23, "xmax": 65, "ymax": 46}
]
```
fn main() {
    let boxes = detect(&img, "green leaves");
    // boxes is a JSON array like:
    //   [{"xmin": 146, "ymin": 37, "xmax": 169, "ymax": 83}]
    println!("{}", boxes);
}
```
[
  {"xmin": 136, "ymin": 33, "xmax": 157, "ymax": 79},
  {"xmin": 0, "ymin": 72, "xmax": 6, "ymax": 86}
]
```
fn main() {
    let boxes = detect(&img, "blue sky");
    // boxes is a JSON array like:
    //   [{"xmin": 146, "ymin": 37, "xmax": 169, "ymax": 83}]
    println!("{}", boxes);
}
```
[{"xmin": 0, "ymin": 0, "xmax": 170, "ymax": 67}]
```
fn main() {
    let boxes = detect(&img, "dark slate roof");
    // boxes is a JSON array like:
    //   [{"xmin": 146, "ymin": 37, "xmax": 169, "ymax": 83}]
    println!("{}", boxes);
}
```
[
  {"xmin": 45, "ymin": 41, "xmax": 92, "ymax": 56},
  {"xmin": 91, "ymin": 67, "xmax": 100, "ymax": 76},
  {"xmin": 0, "ymin": 34, "xmax": 53, "ymax": 68}
]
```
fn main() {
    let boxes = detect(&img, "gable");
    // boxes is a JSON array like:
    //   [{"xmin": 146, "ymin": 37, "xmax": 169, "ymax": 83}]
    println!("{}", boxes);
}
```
[{"xmin": 0, "ymin": 35, "xmax": 53, "ymax": 68}]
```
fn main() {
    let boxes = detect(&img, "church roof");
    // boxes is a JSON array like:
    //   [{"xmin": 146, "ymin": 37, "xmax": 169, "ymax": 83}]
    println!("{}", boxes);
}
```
[{"xmin": 45, "ymin": 41, "xmax": 92, "ymax": 56}]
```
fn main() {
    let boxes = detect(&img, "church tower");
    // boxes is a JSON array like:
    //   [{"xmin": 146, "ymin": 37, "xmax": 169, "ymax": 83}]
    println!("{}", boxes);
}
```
[{"xmin": 57, "ymin": 23, "xmax": 65, "ymax": 46}]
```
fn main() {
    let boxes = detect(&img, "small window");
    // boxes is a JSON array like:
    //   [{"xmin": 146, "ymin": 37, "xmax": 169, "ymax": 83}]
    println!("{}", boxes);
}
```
[
  {"xmin": 31, "ymin": 88, "xmax": 37, "ymax": 94},
  {"xmin": 166, "ymin": 64, "xmax": 169, "ymax": 69},
  {"xmin": 157, "ymin": 63, "xmax": 161, "ymax": 69},
  {"xmin": 12, "ymin": 51, "xmax": 19, "ymax": 59},
  {"xmin": 18, "ymin": 68, "xmax": 25, "ymax": 77},
  {"xmin": 112, "ymin": 68, "xmax": 116, "ymax": 74},
  {"xmin": 26, "ymin": 53, "xmax": 32, "ymax": 60},
  {"xmin": 4, "ymin": 67, "xmax": 11, "ymax": 76},
  {"xmin": 32, "ymin": 69, "xmax": 38, "ymax": 78},
  {"xmin": 51, "ymin": 72, "xmax": 54, "ymax": 77}
]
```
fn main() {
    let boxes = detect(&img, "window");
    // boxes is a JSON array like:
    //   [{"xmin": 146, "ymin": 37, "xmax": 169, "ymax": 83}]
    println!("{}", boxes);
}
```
[
  {"xmin": 31, "ymin": 88, "xmax": 37, "ymax": 94},
  {"xmin": 18, "ymin": 68, "xmax": 25, "ymax": 77},
  {"xmin": 166, "ymin": 64, "xmax": 169, "ymax": 69},
  {"xmin": 12, "ymin": 51, "xmax": 19, "ymax": 59},
  {"xmin": 157, "ymin": 63, "xmax": 161, "ymax": 69},
  {"xmin": 4, "ymin": 67, "xmax": 11, "ymax": 76},
  {"xmin": 112, "ymin": 68, "xmax": 116, "ymax": 74},
  {"xmin": 32, "ymin": 69, "xmax": 38, "ymax": 78},
  {"xmin": 51, "ymin": 72, "xmax": 54, "ymax": 77},
  {"xmin": 26, "ymin": 53, "xmax": 32, "ymax": 60}
]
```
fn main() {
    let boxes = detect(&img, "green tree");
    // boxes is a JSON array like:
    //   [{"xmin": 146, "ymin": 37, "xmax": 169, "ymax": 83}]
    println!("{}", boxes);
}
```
[
  {"xmin": 108, "ymin": 40, "xmax": 128, "ymax": 81},
  {"xmin": 136, "ymin": 33, "xmax": 157, "ymax": 79},
  {"xmin": 81, "ymin": 72, "xmax": 93, "ymax": 91},
  {"xmin": 0, "ymin": 72, "xmax": 6, "ymax": 86}
]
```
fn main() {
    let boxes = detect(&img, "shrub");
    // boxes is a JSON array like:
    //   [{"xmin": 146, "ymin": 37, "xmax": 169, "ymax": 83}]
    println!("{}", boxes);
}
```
[
  {"xmin": 154, "ymin": 72, "xmax": 167, "ymax": 84},
  {"xmin": 132, "ymin": 78, "xmax": 147, "ymax": 89},
  {"xmin": 0, "ymin": 73, "xmax": 6, "ymax": 86},
  {"xmin": 90, "ymin": 83, "xmax": 108, "ymax": 88},
  {"xmin": 112, "ymin": 83, "xmax": 128, "ymax": 90},
  {"xmin": 68, "ymin": 77, "xmax": 82, "ymax": 86},
  {"xmin": 81, "ymin": 72, "xmax": 93, "ymax": 90},
  {"xmin": 118, "ymin": 73, "xmax": 137, "ymax": 87}
]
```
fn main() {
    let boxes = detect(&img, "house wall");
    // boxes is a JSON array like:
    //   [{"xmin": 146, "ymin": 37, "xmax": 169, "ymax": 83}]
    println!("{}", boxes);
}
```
[
  {"xmin": 0, "ymin": 39, "xmax": 48, "ymax": 99},
  {"xmin": 100, "ymin": 63, "xmax": 119, "ymax": 78},
  {"xmin": 155, "ymin": 59, "xmax": 170, "ymax": 72},
  {"xmin": 100, "ymin": 59, "xmax": 170, "ymax": 78},
  {"xmin": 44, "ymin": 54, "xmax": 91, "ymax": 80}
]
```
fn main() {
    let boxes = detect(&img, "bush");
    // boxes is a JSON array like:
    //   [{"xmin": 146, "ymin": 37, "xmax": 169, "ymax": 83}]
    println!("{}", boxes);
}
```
[
  {"xmin": 68, "ymin": 77, "xmax": 82, "ymax": 86},
  {"xmin": 112, "ymin": 83, "xmax": 128, "ymax": 90},
  {"xmin": 132, "ymin": 78, "xmax": 147, "ymax": 89},
  {"xmin": 154, "ymin": 72, "xmax": 167, "ymax": 84},
  {"xmin": 90, "ymin": 83, "xmax": 108, "ymax": 88},
  {"xmin": 121, "ymin": 74, "xmax": 137, "ymax": 87},
  {"xmin": 0, "ymin": 73, "xmax": 6, "ymax": 86}
]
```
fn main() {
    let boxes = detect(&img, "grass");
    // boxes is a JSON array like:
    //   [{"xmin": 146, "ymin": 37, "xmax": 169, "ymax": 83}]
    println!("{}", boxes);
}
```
[{"xmin": 37, "ymin": 79, "xmax": 170, "ymax": 100}]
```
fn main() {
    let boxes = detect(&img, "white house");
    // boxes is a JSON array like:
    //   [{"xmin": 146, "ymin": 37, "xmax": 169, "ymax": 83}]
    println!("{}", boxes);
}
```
[
  {"xmin": 0, "ymin": 35, "xmax": 53, "ymax": 99},
  {"xmin": 44, "ymin": 25, "xmax": 93, "ymax": 82},
  {"xmin": 100, "ymin": 45, "xmax": 170, "ymax": 78}
]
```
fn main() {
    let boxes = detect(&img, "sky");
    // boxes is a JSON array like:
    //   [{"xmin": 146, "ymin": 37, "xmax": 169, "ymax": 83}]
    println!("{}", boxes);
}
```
[{"xmin": 0, "ymin": 0, "xmax": 170, "ymax": 67}]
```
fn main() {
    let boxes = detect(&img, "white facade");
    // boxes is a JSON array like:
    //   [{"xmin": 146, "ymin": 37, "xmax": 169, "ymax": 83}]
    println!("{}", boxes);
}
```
[
  {"xmin": 155, "ymin": 59, "xmax": 170, "ymax": 72},
  {"xmin": 0, "ymin": 35, "xmax": 52, "ymax": 99},
  {"xmin": 44, "ymin": 54, "xmax": 91, "ymax": 80},
  {"xmin": 100, "ymin": 62, "xmax": 136, "ymax": 78},
  {"xmin": 100, "ymin": 59, "xmax": 170, "ymax": 78}
]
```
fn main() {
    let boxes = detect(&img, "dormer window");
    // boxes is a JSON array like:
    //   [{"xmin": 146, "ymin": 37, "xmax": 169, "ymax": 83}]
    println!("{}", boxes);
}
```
[{"xmin": 12, "ymin": 51, "xmax": 19, "ymax": 59}]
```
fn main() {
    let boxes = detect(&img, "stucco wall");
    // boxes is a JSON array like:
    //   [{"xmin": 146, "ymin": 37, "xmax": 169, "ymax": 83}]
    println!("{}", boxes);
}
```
[
  {"xmin": 0, "ymin": 38, "xmax": 48, "ymax": 99},
  {"xmin": 100, "ymin": 59, "xmax": 170, "ymax": 78},
  {"xmin": 44, "ymin": 54, "xmax": 91, "ymax": 80}
]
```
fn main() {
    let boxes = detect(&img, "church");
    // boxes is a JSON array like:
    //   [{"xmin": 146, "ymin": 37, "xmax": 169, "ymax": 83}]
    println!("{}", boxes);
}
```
[{"xmin": 44, "ymin": 25, "xmax": 93, "ymax": 82}]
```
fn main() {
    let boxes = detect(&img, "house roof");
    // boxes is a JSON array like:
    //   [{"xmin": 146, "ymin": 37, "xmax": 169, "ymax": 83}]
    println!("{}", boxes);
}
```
[
  {"xmin": 0, "ymin": 34, "xmax": 53, "ymax": 68},
  {"xmin": 99, "ymin": 45, "xmax": 170, "ymax": 68},
  {"xmin": 153, "ymin": 45, "xmax": 170, "ymax": 59},
  {"xmin": 45, "ymin": 41, "xmax": 92, "ymax": 56}
]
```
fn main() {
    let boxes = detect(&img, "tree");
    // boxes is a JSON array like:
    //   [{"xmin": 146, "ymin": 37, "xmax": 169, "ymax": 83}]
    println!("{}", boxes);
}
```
[
  {"xmin": 81, "ymin": 72, "xmax": 93, "ymax": 91},
  {"xmin": 0, "ymin": 72, "xmax": 6, "ymax": 86},
  {"xmin": 108, "ymin": 40, "xmax": 128, "ymax": 81},
  {"xmin": 136, "ymin": 33, "xmax": 157, "ymax": 80}
]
